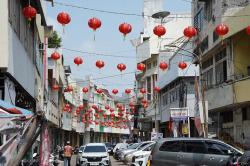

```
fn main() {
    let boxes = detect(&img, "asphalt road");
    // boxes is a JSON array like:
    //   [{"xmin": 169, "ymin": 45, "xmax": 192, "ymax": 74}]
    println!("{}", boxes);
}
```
[{"xmin": 59, "ymin": 155, "xmax": 127, "ymax": 166}]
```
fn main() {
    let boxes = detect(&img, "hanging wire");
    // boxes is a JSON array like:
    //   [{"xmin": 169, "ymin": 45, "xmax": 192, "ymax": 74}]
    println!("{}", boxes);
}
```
[{"xmin": 53, "ymin": 1, "xmax": 250, "ymax": 19}]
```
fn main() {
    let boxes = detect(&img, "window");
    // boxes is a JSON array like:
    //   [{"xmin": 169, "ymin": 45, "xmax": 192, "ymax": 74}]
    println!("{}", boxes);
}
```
[
  {"xmin": 215, "ymin": 49, "xmax": 227, "ymax": 85},
  {"xmin": 221, "ymin": 111, "xmax": 233, "ymax": 123},
  {"xmin": 147, "ymin": 77, "xmax": 151, "ymax": 101},
  {"xmin": 84, "ymin": 146, "xmax": 106, "ymax": 153},
  {"xmin": 205, "ymin": 141, "xmax": 231, "ymax": 155},
  {"xmin": 184, "ymin": 141, "xmax": 206, "ymax": 154},
  {"xmin": 203, "ymin": 68, "xmax": 213, "ymax": 89},
  {"xmin": 159, "ymin": 141, "xmax": 183, "ymax": 152},
  {"xmin": 143, "ymin": 144, "xmax": 155, "ymax": 151},
  {"xmin": 202, "ymin": 58, "xmax": 213, "ymax": 70},
  {"xmin": 153, "ymin": 61, "xmax": 157, "ymax": 67},
  {"xmin": 242, "ymin": 107, "xmax": 250, "ymax": 121},
  {"xmin": 194, "ymin": 8, "xmax": 204, "ymax": 31},
  {"xmin": 147, "ymin": 62, "xmax": 151, "ymax": 70},
  {"xmin": 204, "ymin": 0, "xmax": 213, "ymax": 22},
  {"xmin": 162, "ymin": 93, "xmax": 168, "ymax": 106}
]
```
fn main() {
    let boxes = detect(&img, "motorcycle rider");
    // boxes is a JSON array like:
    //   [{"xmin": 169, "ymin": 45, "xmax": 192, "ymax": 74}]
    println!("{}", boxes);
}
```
[{"xmin": 64, "ymin": 141, "xmax": 73, "ymax": 166}]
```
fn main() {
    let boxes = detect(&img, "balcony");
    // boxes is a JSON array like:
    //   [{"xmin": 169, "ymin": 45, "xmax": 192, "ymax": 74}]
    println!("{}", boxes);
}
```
[
  {"xmin": 234, "ymin": 77, "xmax": 250, "ymax": 103},
  {"xmin": 136, "ymin": 39, "xmax": 159, "ymax": 64}
]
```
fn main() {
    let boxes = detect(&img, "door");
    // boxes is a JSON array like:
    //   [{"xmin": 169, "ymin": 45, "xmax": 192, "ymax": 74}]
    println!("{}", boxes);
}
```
[
  {"xmin": 204, "ymin": 141, "xmax": 231, "ymax": 166},
  {"xmin": 154, "ymin": 141, "xmax": 182, "ymax": 166},
  {"xmin": 178, "ymin": 141, "xmax": 207, "ymax": 166}
]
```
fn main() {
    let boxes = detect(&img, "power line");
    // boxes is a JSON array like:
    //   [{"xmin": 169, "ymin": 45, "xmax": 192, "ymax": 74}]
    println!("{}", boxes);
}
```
[{"xmin": 53, "ymin": 1, "xmax": 250, "ymax": 19}]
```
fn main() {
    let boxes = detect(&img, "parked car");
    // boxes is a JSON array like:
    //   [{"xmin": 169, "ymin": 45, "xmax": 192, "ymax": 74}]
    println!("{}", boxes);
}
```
[
  {"xmin": 105, "ymin": 142, "xmax": 113, "ymax": 154},
  {"xmin": 238, "ymin": 150, "xmax": 250, "ymax": 165},
  {"xmin": 79, "ymin": 143, "xmax": 110, "ymax": 166},
  {"xmin": 148, "ymin": 138, "xmax": 243, "ymax": 166},
  {"xmin": 120, "ymin": 141, "xmax": 155, "ymax": 161},
  {"xmin": 114, "ymin": 143, "xmax": 140, "ymax": 160},
  {"xmin": 76, "ymin": 145, "xmax": 85, "ymax": 166},
  {"xmin": 125, "ymin": 142, "xmax": 155, "ymax": 165},
  {"xmin": 113, "ymin": 143, "xmax": 129, "ymax": 160},
  {"xmin": 113, "ymin": 143, "xmax": 128, "ymax": 154}
]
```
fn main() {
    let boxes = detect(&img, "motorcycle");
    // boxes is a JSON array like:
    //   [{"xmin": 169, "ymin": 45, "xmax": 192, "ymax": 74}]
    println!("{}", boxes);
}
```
[{"xmin": 49, "ymin": 153, "xmax": 59, "ymax": 166}]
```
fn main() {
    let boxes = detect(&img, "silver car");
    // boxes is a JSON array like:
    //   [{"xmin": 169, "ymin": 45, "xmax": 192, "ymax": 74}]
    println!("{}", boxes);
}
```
[
  {"xmin": 120, "ymin": 141, "xmax": 155, "ymax": 161},
  {"xmin": 149, "ymin": 138, "xmax": 243, "ymax": 166}
]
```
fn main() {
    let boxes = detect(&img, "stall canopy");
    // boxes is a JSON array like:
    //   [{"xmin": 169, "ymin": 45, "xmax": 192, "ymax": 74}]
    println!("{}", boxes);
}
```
[{"xmin": 0, "ymin": 99, "xmax": 33, "ymax": 116}]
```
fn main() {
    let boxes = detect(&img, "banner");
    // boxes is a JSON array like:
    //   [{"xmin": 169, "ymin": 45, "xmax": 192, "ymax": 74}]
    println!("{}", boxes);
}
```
[
  {"xmin": 40, "ymin": 125, "xmax": 50, "ymax": 166},
  {"xmin": 194, "ymin": 74, "xmax": 203, "ymax": 136}
]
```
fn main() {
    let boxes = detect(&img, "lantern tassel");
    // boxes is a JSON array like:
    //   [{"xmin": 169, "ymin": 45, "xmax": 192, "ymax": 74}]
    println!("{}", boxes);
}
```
[
  {"xmin": 62, "ymin": 24, "xmax": 65, "ymax": 34},
  {"xmin": 123, "ymin": 34, "xmax": 126, "ymax": 41}
]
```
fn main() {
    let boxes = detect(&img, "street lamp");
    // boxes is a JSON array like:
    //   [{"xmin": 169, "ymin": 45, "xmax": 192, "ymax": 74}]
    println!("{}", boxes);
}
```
[{"xmin": 152, "ymin": 11, "xmax": 170, "ymax": 24}]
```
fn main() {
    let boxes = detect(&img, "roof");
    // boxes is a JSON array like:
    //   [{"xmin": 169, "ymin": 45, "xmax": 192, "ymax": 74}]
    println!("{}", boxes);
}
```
[
  {"xmin": 86, "ymin": 143, "xmax": 106, "ymax": 146},
  {"xmin": 157, "ymin": 137, "xmax": 225, "ymax": 143}
]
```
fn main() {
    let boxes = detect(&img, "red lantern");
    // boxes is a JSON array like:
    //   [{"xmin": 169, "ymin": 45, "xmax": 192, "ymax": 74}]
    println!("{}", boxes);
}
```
[
  {"xmin": 119, "ymin": 23, "xmax": 132, "ymax": 39},
  {"xmin": 154, "ymin": 86, "xmax": 161, "ymax": 93},
  {"xmin": 67, "ymin": 108, "xmax": 72, "ymax": 113},
  {"xmin": 78, "ymin": 105, "xmax": 84, "ymax": 110},
  {"xmin": 64, "ymin": 85, "xmax": 73, "ymax": 92},
  {"xmin": 129, "ymin": 102, "xmax": 134, "ymax": 108},
  {"xmin": 94, "ymin": 113, "xmax": 98, "ymax": 117},
  {"xmin": 52, "ymin": 84, "xmax": 59, "ymax": 91},
  {"xmin": 183, "ymin": 26, "xmax": 197, "ymax": 38},
  {"xmin": 141, "ymin": 99, "xmax": 147, "ymax": 104},
  {"xmin": 153, "ymin": 25, "xmax": 166, "ymax": 38},
  {"xmin": 116, "ymin": 103, "xmax": 123, "ymax": 109},
  {"xmin": 125, "ymin": 89, "xmax": 131, "ymax": 94},
  {"xmin": 76, "ymin": 108, "xmax": 80, "ymax": 115},
  {"xmin": 110, "ymin": 113, "xmax": 115, "ymax": 118},
  {"xmin": 88, "ymin": 120, "xmax": 93, "ymax": 124},
  {"xmin": 140, "ymin": 88, "xmax": 146, "ymax": 94},
  {"xmin": 87, "ymin": 109, "xmax": 93, "ymax": 113},
  {"xmin": 159, "ymin": 62, "xmax": 168, "ymax": 71},
  {"xmin": 74, "ymin": 57, "xmax": 83, "ymax": 66},
  {"xmin": 22, "ymin": 5, "xmax": 37, "ymax": 21},
  {"xmin": 105, "ymin": 105, "xmax": 110, "ymax": 110},
  {"xmin": 246, "ymin": 26, "xmax": 250, "ymax": 35},
  {"xmin": 112, "ymin": 89, "xmax": 119, "ymax": 95},
  {"xmin": 57, "ymin": 12, "xmax": 71, "ymax": 25},
  {"xmin": 96, "ymin": 60, "xmax": 105, "ymax": 69},
  {"xmin": 178, "ymin": 61, "xmax": 187, "ymax": 70},
  {"xmin": 118, "ymin": 112, "xmax": 124, "ymax": 117},
  {"xmin": 88, "ymin": 17, "xmax": 102, "ymax": 31},
  {"xmin": 95, "ymin": 121, "xmax": 99, "ymax": 125},
  {"xmin": 82, "ymin": 87, "xmax": 89, "ymax": 93},
  {"xmin": 117, "ymin": 63, "xmax": 126, "ymax": 72},
  {"xmin": 110, "ymin": 108, "xmax": 114, "ymax": 113},
  {"xmin": 96, "ymin": 88, "xmax": 103, "ymax": 94},
  {"xmin": 98, "ymin": 109, "xmax": 103, "ymax": 113},
  {"xmin": 215, "ymin": 24, "xmax": 229, "ymax": 36},
  {"xmin": 137, "ymin": 63, "xmax": 146, "ymax": 71},
  {"xmin": 92, "ymin": 105, "xmax": 98, "ymax": 110},
  {"xmin": 143, "ymin": 103, "xmax": 148, "ymax": 108},
  {"xmin": 51, "ymin": 52, "xmax": 60, "ymax": 61}
]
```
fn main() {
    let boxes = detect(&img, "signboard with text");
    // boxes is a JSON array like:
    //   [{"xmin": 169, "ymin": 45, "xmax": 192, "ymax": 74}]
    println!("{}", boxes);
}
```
[{"xmin": 170, "ymin": 108, "xmax": 189, "ymax": 120}]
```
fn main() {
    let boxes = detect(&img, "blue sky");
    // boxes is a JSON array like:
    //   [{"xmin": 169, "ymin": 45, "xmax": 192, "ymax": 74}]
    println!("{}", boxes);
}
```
[{"xmin": 47, "ymin": 0, "xmax": 191, "ymax": 94}]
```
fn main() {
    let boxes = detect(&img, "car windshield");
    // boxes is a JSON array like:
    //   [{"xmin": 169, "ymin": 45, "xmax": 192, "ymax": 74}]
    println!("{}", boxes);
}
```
[
  {"xmin": 105, "ymin": 143, "xmax": 112, "ymax": 147},
  {"xmin": 128, "ymin": 143, "xmax": 140, "ymax": 149},
  {"xmin": 79, "ymin": 146, "xmax": 85, "ymax": 152},
  {"xmin": 138, "ymin": 143, "xmax": 150, "ymax": 150},
  {"xmin": 84, "ymin": 146, "xmax": 106, "ymax": 153}
]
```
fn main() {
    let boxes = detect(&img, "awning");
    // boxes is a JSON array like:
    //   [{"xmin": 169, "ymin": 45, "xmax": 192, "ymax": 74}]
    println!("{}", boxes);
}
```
[{"xmin": 0, "ymin": 99, "xmax": 33, "ymax": 116}]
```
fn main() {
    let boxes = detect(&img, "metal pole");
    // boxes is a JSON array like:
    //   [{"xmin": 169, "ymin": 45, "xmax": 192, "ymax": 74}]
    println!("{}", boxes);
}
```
[{"xmin": 188, "ymin": 108, "xmax": 191, "ymax": 138}]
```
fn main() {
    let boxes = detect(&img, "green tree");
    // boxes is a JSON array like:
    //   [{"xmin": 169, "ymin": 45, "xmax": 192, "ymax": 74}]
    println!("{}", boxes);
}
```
[{"xmin": 48, "ymin": 31, "xmax": 62, "ymax": 48}]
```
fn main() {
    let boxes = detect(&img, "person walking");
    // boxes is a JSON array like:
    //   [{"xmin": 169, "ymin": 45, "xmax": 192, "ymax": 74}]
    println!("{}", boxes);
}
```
[{"xmin": 64, "ymin": 141, "xmax": 73, "ymax": 166}]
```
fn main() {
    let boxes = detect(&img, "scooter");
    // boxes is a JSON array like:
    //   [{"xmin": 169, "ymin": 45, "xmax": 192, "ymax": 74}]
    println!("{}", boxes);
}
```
[{"xmin": 49, "ymin": 153, "xmax": 59, "ymax": 166}]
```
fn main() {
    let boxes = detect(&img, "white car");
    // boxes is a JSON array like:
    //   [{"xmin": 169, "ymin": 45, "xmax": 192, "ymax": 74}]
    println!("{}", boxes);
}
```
[
  {"xmin": 113, "ymin": 143, "xmax": 128, "ymax": 153},
  {"xmin": 80, "ymin": 143, "xmax": 110, "ymax": 166},
  {"xmin": 126, "ymin": 142, "xmax": 155, "ymax": 166},
  {"xmin": 76, "ymin": 146, "xmax": 85, "ymax": 166}
]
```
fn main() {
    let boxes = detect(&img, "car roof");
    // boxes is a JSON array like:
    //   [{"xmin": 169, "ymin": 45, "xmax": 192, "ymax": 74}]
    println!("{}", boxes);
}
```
[
  {"xmin": 85, "ymin": 143, "xmax": 105, "ymax": 146},
  {"xmin": 157, "ymin": 137, "xmax": 225, "ymax": 143}
]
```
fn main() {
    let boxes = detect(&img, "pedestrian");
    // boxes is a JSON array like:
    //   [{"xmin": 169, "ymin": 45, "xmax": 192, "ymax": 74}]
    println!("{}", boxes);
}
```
[{"xmin": 64, "ymin": 141, "xmax": 73, "ymax": 166}]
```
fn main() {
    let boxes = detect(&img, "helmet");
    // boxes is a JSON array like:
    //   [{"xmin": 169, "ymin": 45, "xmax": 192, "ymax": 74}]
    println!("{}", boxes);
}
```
[{"xmin": 66, "ymin": 141, "xmax": 70, "ymax": 145}]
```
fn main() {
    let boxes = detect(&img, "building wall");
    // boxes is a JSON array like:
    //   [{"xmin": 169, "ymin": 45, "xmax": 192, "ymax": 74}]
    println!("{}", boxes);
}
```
[
  {"xmin": 233, "ymin": 31, "xmax": 250, "ymax": 79},
  {"xmin": 0, "ymin": 0, "xmax": 9, "ymax": 68}
]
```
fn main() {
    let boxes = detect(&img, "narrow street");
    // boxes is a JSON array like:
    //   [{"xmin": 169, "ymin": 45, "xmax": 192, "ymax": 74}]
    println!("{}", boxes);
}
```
[{"xmin": 58, "ymin": 155, "xmax": 127, "ymax": 166}]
